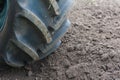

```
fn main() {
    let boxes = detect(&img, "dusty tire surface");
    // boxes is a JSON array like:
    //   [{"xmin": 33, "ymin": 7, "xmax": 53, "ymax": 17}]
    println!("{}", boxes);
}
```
[
  {"xmin": 1, "ymin": 0, "xmax": 120, "ymax": 80},
  {"xmin": 0, "ymin": 0, "xmax": 72, "ymax": 67}
]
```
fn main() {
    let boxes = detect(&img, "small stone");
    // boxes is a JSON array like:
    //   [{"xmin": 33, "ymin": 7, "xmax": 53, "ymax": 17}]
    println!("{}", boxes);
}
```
[
  {"xmin": 101, "ymin": 65, "xmax": 108, "ymax": 71},
  {"xmin": 27, "ymin": 71, "xmax": 33, "ymax": 77},
  {"xmin": 101, "ymin": 53, "xmax": 109, "ymax": 61},
  {"xmin": 35, "ymin": 77, "xmax": 38, "ymax": 80},
  {"xmin": 73, "ymin": 23, "xmax": 79, "ymax": 26},
  {"xmin": 109, "ymin": 50, "xmax": 117, "ymax": 58}
]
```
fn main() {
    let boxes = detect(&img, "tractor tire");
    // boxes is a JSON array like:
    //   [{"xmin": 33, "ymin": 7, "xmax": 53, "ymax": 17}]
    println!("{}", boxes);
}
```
[{"xmin": 0, "ymin": 0, "xmax": 73, "ymax": 67}]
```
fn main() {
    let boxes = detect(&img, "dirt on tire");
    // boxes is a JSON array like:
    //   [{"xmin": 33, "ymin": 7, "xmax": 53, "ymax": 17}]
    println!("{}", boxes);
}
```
[{"xmin": 0, "ymin": 0, "xmax": 120, "ymax": 80}]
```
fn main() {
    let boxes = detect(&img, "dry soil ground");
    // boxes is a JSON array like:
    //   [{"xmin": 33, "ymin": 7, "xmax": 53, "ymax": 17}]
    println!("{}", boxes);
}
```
[{"xmin": 1, "ymin": 0, "xmax": 120, "ymax": 80}]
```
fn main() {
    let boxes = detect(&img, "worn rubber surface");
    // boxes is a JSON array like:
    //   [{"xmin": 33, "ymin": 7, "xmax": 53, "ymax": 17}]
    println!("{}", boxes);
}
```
[{"xmin": 0, "ymin": 0, "xmax": 72, "ymax": 67}]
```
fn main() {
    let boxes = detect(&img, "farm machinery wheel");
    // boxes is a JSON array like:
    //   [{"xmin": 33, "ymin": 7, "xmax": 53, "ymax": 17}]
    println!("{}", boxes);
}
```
[{"xmin": 0, "ymin": 0, "xmax": 72, "ymax": 67}]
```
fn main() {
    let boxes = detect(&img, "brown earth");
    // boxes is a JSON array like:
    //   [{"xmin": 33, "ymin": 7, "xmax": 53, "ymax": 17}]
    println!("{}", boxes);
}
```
[{"xmin": 1, "ymin": 0, "xmax": 120, "ymax": 80}]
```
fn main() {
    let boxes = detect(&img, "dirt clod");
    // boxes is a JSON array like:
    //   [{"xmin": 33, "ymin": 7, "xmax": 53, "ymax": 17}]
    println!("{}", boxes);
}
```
[{"xmin": 65, "ymin": 65, "xmax": 79, "ymax": 79}]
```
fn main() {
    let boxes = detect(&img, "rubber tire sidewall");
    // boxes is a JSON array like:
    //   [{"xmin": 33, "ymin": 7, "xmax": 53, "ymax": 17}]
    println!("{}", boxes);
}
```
[{"xmin": 0, "ymin": 0, "xmax": 15, "ymax": 56}]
